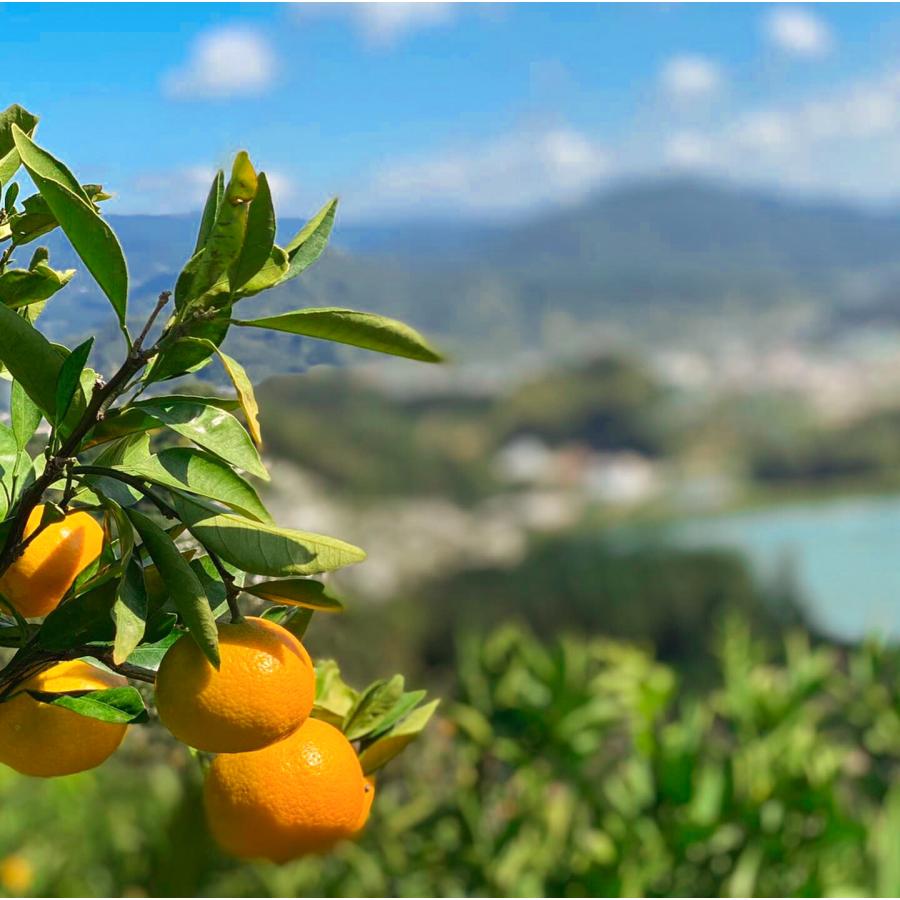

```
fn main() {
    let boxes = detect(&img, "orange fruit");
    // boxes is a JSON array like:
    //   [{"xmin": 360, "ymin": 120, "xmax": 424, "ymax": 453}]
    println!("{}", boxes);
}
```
[
  {"xmin": 155, "ymin": 616, "xmax": 315, "ymax": 753},
  {"xmin": 355, "ymin": 775, "xmax": 376, "ymax": 832},
  {"xmin": 0, "ymin": 854, "xmax": 33, "ymax": 894},
  {"xmin": 0, "ymin": 505, "xmax": 104, "ymax": 617},
  {"xmin": 204, "ymin": 717, "xmax": 367, "ymax": 862},
  {"xmin": 0, "ymin": 660, "xmax": 127, "ymax": 777}
]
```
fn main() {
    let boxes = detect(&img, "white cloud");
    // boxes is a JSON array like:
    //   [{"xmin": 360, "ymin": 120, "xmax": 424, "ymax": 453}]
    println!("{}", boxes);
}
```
[
  {"xmin": 353, "ymin": 2, "xmax": 456, "ymax": 48},
  {"xmin": 657, "ymin": 67, "xmax": 900, "ymax": 200},
  {"xmin": 666, "ymin": 132, "xmax": 715, "ymax": 168},
  {"xmin": 765, "ymin": 8, "xmax": 833, "ymax": 58},
  {"xmin": 164, "ymin": 27, "xmax": 276, "ymax": 99},
  {"xmin": 356, "ymin": 128, "xmax": 610, "ymax": 218},
  {"xmin": 660, "ymin": 55, "xmax": 723, "ymax": 102},
  {"xmin": 293, "ymin": 2, "xmax": 457, "ymax": 49}
]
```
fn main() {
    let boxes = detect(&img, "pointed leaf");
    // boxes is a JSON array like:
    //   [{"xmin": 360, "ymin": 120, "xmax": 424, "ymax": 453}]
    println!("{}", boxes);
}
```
[
  {"xmin": 358, "ymin": 699, "xmax": 440, "ymax": 774},
  {"xmin": 109, "ymin": 447, "xmax": 272, "ymax": 523},
  {"xmin": 126, "ymin": 508, "xmax": 220, "ymax": 667},
  {"xmin": 230, "ymin": 171, "xmax": 275, "ymax": 292},
  {"xmin": 129, "ymin": 396, "xmax": 267, "ymax": 480},
  {"xmin": 282, "ymin": 198, "xmax": 337, "ymax": 282},
  {"xmin": 243, "ymin": 577, "xmax": 342, "ymax": 611},
  {"xmin": 0, "ymin": 303, "xmax": 66, "ymax": 418},
  {"xmin": 55, "ymin": 337, "xmax": 93, "ymax": 425},
  {"xmin": 111, "ymin": 558, "xmax": 147, "ymax": 665},
  {"xmin": 13, "ymin": 127, "xmax": 127, "ymax": 325},
  {"xmin": 195, "ymin": 170, "xmax": 225, "ymax": 253},
  {"xmin": 173, "ymin": 493, "xmax": 366, "ymax": 577},
  {"xmin": 234, "ymin": 308, "xmax": 443, "ymax": 363},
  {"xmin": 213, "ymin": 346, "xmax": 261, "ymax": 446},
  {"xmin": 29, "ymin": 685, "xmax": 148, "ymax": 724},
  {"xmin": 0, "ymin": 104, "xmax": 38, "ymax": 186},
  {"xmin": 175, "ymin": 151, "xmax": 257, "ymax": 308},
  {"xmin": 10, "ymin": 380, "xmax": 41, "ymax": 451},
  {"xmin": 344, "ymin": 676, "xmax": 404, "ymax": 741}
]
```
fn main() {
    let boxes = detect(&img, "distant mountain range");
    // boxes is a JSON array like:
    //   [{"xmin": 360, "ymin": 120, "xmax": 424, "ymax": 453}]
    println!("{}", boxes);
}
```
[{"xmin": 29, "ymin": 178, "xmax": 900, "ymax": 382}]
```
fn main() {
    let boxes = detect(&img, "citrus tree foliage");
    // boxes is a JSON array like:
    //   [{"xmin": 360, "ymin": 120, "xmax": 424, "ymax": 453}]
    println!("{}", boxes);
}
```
[{"xmin": 0, "ymin": 104, "xmax": 439, "ymax": 767}]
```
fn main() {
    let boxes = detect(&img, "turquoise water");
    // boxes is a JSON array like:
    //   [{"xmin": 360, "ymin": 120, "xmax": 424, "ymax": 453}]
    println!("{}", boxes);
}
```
[{"xmin": 671, "ymin": 495, "xmax": 900, "ymax": 642}]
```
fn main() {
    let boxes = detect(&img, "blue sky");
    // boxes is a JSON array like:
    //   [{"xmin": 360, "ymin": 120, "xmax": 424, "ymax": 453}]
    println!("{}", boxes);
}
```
[{"xmin": 8, "ymin": 2, "xmax": 900, "ymax": 220}]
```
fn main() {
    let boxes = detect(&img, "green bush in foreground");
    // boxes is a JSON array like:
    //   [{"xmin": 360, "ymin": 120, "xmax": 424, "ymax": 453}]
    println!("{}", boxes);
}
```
[{"xmin": 2, "ymin": 617, "xmax": 900, "ymax": 897}]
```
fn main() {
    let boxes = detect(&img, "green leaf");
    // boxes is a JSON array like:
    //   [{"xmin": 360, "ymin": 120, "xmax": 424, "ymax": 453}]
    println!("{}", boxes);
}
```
[
  {"xmin": 0, "ymin": 104, "xmax": 38, "ymax": 186},
  {"xmin": 109, "ymin": 446, "xmax": 272, "ymax": 523},
  {"xmin": 125, "ymin": 628, "xmax": 179, "ymax": 672},
  {"xmin": 195, "ymin": 170, "xmax": 224, "ymax": 253},
  {"xmin": 173, "ymin": 493, "xmax": 366, "ymax": 577},
  {"xmin": 261, "ymin": 606, "xmax": 314, "ymax": 640},
  {"xmin": 0, "ymin": 303, "xmax": 66, "ymax": 418},
  {"xmin": 29, "ymin": 685, "xmax": 148, "ymax": 724},
  {"xmin": 313, "ymin": 659, "xmax": 358, "ymax": 727},
  {"xmin": 4, "ymin": 182, "xmax": 19, "ymax": 213},
  {"xmin": 111, "ymin": 558, "xmax": 147, "ymax": 665},
  {"xmin": 357, "ymin": 699, "xmax": 440, "ymax": 774},
  {"xmin": 344, "ymin": 676, "xmax": 404, "ymax": 741},
  {"xmin": 175, "ymin": 151, "xmax": 257, "ymax": 309},
  {"xmin": 38, "ymin": 579, "xmax": 118, "ymax": 650},
  {"xmin": 142, "ymin": 315, "xmax": 229, "ymax": 384},
  {"xmin": 84, "ymin": 396, "xmax": 240, "ymax": 448},
  {"xmin": 243, "ymin": 577, "xmax": 342, "ymax": 611},
  {"xmin": 126, "ymin": 508, "xmax": 220, "ymax": 668},
  {"xmin": 10, "ymin": 380, "xmax": 42, "ymax": 451},
  {"xmin": 130, "ymin": 396, "xmax": 268, "ymax": 481},
  {"xmin": 213, "ymin": 346, "xmax": 261, "ymax": 446},
  {"xmin": 0, "ymin": 264, "xmax": 75, "ymax": 309},
  {"xmin": 55, "ymin": 337, "xmax": 93, "ymax": 425},
  {"xmin": 230, "ymin": 172, "xmax": 275, "ymax": 292},
  {"xmin": 13, "ymin": 126, "xmax": 128, "ymax": 326},
  {"xmin": 366, "ymin": 690, "xmax": 428, "ymax": 741},
  {"xmin": 234, "ymin": 246, "xmax": 289, "ymax": 297},
  {"xmin": 282, "ymin": 198, "xmax": 337, "ymax": 282},
  {"xmin": 234, "ymin": 308, "xmax": 443, "ymax": 363}
]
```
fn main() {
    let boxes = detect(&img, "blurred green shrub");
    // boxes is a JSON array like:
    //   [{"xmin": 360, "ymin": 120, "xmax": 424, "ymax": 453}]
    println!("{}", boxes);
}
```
[{"xmin": 4, "ymin": 619, "xmax": 900, "ymax": 897}]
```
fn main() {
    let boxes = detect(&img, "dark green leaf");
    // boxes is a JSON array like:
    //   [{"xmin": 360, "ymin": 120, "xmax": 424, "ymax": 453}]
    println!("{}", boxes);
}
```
[
  {"xmin": 13, "ymin": 126, "xmax": 128, "ymax": 325},
  {"xmin": 126, "ymin": 508, "xmax": 219, "ymax": 668},
  {"xmin": 84, "ymin": 395, "xmax": 240, "ymax": 448},
  {"xmin": 142, "ymin": 315, "xmax": 229, "ymax": 384},
  {"xmin": 230, "ymin": 172, "xmax": 275, "ymax": 292},
  {"xmin": 130, "ymin": 396, "xmax": 267, "ymax": 480},
  {"xmin": 173, "ymin": 493, "xmax": 366, "ymax": 577},
  {"xmin": 243, "ymin": 577, "xmax": 342, "ymax": 611},
  {"xmin": 10, "ymin": 380, "xmax": 41, "ymax": 451},
  {"xmin": 109, "ymin": 446, "xmax": 272, "ymax": 523},
  {"xmin": 0, "ymin": 303, "xmax": 66, "ymax": 418},
  {"xmin": 125, "ymin": 627, "xmax": 179, "ymax": 671},
  {"xmin": 344, "ymin": 676, "xmax": 404, "ymax": 741},
  {"xmin": 282, "ymin": 198, "xmax": 337, "ymax": 282},
  {"xmin": 38, "ymin": 579, "xmax": 118, "ymax": 650},
  {"xmin": 234, "ymin": 307, "xmax": 443, "ymax": 363},
  {"xmin": 195, "ymin": 170, "xmax": 224, "ymax": 253},
  {"xmin": 29, "ymin": 685, "xmax": 148, "ymax": 724},
  {"xmin": 111, "ymin": 558, "xmax": 147, "ymax": 665},
  {"xmin": 260, "ymin": 605, "xmax": 314, "ymax": 639},
  {"xmin": 55, "ymin": 337, "xmax": 93, "ymax": 425},
  {"xmin": 175, "ymin": 151, "xmax": 257, "ymax": 309}
]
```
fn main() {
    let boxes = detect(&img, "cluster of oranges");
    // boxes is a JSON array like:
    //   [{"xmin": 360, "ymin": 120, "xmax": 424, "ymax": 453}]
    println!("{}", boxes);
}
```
[{"xmin": 0, "ymin": 506, "xmax": 375, "ymax": 863}]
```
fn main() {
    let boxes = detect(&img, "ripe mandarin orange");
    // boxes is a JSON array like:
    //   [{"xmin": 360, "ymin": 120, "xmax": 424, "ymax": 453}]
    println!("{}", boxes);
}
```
[
  {"xmin": 155, "ymin": 616, "xmax": 315, "ymax": 753},
  {"xmin": 0, "ymin": 660, "xmax": 127, "ymax": 777},
  {"xmin": 204, "ymin": 717, "xmax": 367, "ymax": 862},
  {"xmin": 0, "ymin": 505, "xmax": 104, "ymax": 618}
]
